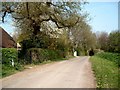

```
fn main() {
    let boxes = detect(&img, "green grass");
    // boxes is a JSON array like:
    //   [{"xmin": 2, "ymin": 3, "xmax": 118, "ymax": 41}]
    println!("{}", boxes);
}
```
[
  {"xmin": 2, "ymin": 65, "xmax": 18, "ymax": 78},
  {"xmin": 90, "ymin": 52, "xmax": 120, "ymax": 88},
  {"xmin": 0, "ymin": 64, "xmax": 2, "ymax": 78},
  {"xmin": 1, "ymin": 64, "xmax": 24, "ymax": 78}
]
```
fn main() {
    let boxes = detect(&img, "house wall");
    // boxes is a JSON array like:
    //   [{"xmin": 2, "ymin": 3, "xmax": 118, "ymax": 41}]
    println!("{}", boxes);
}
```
[{"xmin": 0, "ymin": 27, "xmax": 17, "ymax": 48}]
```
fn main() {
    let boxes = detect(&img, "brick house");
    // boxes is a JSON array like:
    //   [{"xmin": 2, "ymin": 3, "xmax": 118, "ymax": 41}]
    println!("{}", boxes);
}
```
[{"xmin": 0, "ymin": 27, "xmax": 17, "ymax": 48}]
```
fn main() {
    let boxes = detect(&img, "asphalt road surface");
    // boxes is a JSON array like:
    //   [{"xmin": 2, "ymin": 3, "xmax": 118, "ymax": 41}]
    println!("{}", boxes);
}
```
[{"xmin": 1, "ymin": 56, "xmax": 96, "ymax": 88}]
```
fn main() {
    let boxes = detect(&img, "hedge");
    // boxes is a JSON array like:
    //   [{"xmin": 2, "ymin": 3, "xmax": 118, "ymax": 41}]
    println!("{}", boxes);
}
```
[
  {"xmin": 1, "ymin": 48, "xmax": 18, "ymax": 65},
  {"xmin": 26, "ymin": 48, "xmax": 65, "ymax": 64},
  {"xmin": 1, "ymin": 48, "xmax": 24, "ymax": 77}
]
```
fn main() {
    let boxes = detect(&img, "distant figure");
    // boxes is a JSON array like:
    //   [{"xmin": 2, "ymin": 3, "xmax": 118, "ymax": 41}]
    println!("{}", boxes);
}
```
[{"xmin": 89, "ymin": 49, "xmax": 94, "ymax": 56}]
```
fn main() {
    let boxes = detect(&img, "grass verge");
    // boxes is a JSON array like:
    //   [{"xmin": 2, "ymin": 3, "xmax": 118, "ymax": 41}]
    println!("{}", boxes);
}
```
[{"xmin": 90, "ymin": 52, "xmax": 120, "ymax": 88}]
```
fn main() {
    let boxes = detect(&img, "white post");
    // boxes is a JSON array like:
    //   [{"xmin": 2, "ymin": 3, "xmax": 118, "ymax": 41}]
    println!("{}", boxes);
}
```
[
  {"xmin": 74, "ymin": 51, "xmax": 77, "ymax": 57},
  {"xmin": 12, "ymin": 59, "xmax": 14, "ymax": 67}
]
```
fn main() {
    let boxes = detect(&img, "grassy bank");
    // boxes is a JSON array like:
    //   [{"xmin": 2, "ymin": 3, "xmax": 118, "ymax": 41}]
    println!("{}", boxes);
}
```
[
  {"xmin": 90, "ymin": 52, "xmax": 120, "ymax": 88},
  {"xmin": 2, "ymin": 64, "xmax": 24, "ymax": 78}
]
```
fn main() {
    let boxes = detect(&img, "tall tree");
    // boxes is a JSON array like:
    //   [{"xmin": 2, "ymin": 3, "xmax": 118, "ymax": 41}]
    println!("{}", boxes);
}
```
[
  {"xmin": 1, "ymin": 2, "xmax": 86, "ymax": 36},
  {"xmin": 108, "ymin": 30, "xmax": 120, "ymax": 53},
  {"xmin": 70, "ymin": 19, "xmax": 97, "ymax": 55},
  {"xmin": 97, "ymin": 32, "xmax": 109, "ymax": 51}
]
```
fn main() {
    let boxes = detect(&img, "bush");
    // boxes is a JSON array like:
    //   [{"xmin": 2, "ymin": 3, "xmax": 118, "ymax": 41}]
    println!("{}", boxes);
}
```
[
  {"xmin": 1, "ymin": 48, "xmax": 24, "ymax": 78},
  {"xmin": 95, "ymin": 52, "xmax": 120, "ymax": 66},
  {"xmin": 26, "ymin": 48, "xmax": 65, "ymax": 64},
  {"xmin": 2, "ymin": 48, "xmax": 18, "ymax": 65}
]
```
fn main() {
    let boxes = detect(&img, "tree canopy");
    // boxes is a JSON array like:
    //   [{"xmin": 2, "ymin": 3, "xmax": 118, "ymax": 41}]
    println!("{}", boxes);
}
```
[{"xmin": 1, "ymin": 1, "xmax": 99, "ymax": 56}]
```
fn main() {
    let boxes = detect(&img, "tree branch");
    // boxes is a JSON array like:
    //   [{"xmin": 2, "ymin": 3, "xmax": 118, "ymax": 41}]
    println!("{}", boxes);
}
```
[
  {"xmin": 1, "ymin": 5, "xmax": 14, "ymax": 23},
  {"xmin": 2, "ymin": 11, "xmax": 7, "ymax": 23},
  {"xmin": 26, "ymin": 2, "xmax": 30, "ymax": 19}
]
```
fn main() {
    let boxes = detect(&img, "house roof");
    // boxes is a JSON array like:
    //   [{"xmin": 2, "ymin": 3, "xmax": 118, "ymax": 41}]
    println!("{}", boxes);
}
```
[{"xmin": 0, "ymin": 27, "xmax": 17, "ymax": 48}]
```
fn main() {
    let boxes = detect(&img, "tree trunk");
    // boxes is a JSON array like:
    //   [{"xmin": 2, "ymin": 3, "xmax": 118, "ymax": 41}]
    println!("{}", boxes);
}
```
[{"xmin": 33, "ymin": 24, "xmax": 40, "ymax": 35}]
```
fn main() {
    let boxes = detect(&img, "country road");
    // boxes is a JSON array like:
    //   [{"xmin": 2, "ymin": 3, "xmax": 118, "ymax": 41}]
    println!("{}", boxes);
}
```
[{"xmin": 1, "ymin": 56, "xmax": 96, "ymax": 88}]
